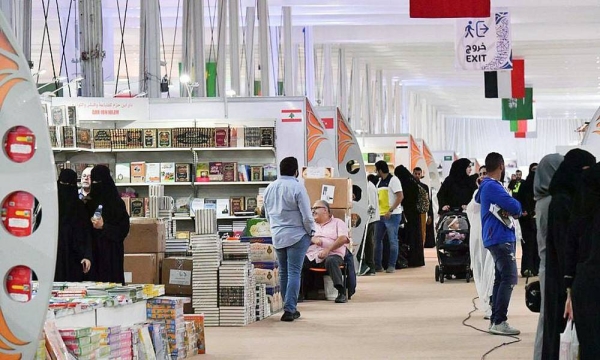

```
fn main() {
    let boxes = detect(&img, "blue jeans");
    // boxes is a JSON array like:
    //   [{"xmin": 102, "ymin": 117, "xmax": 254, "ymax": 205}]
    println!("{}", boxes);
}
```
[
  {"xmin": 375, "ymin": 214, "xmax": 402, "ymax": 269},
  {"xmin": 276, "ymin": 234, "xmax": 311, "ymax": 313},
  {"xmin": 487, "ymin": 242, "xmax": 518, "ymax": 325}
]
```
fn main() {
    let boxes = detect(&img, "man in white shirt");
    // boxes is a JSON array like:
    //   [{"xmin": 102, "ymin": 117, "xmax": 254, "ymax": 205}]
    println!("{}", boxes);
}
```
[
  {"xmin": 359, "ymin": 174, "xmax": 380, "ymax": 276},
  {"xmin": 374, "ymin": 161, "xmax": 404, "ymax": 273}
]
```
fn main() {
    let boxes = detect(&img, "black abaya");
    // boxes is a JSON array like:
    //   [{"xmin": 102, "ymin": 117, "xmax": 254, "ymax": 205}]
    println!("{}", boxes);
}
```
[
  {"xmin": 437, "ymin": 158, "xmax": 477, "ymax": 214},
  {"xmin": 86, "ymin": 165, "xmax": 130, "ymax": 284},
  {"xmin": 394, "ymin": 165, "xmax": 424, "ymax": 267},
  {"xmin": 515, "ymin": 165, "xmax": 540, "ymax": 276}
]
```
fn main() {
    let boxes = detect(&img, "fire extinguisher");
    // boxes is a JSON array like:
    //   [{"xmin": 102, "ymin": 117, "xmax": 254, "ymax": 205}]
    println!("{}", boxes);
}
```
[{"xmin": 4, "ymin": 126, "xmax": 35, "ymax": 163}]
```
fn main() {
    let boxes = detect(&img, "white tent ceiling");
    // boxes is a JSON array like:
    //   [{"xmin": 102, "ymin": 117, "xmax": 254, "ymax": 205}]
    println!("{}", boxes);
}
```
[{"xmin": 29, "ymin": 0, "xmax": 600, "ymax": 120}]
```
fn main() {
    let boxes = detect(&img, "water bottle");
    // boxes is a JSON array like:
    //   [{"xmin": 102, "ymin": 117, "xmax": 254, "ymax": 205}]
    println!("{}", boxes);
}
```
[{"xmin": 92, "ymin": 205, "xmax": 103, "ymax": 221}]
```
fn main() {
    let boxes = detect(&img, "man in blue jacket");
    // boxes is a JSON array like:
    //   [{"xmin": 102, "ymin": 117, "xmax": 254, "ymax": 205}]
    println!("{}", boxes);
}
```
[{"xmin": 475, "ymin": 152, "xmax": 523, "ymax": 336}]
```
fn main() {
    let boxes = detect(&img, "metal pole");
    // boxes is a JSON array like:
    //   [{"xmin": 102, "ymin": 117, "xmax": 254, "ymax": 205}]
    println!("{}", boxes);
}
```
[
  {"xmin": 304, "ymin": 26, "xmax": 315, "ymax": 103},
  {"xmin": 377, "ymin": 70, "xmax": 384, "ymax": 134},
  {"xmin": 338, "ymin": 48, "xmax": 347, "ymax": 114},
  {"xmin": 257, "ymin": 0, "xmax": 269, "ymax": 96},
  {"xmin": 350, "ymin": 57, "xmax": 360, "ymax": 126},
  {"xmin": 78, "ymin": 0, "xmax": 104, "ymax": 97},
  {"xmin": 139, "ymin": 0, "xmax": 161, "ymax": 98},
  {"xmin": 322, "ymin": 44, "xmax": 333, "ymax": 106},
  {"xmin": 282, "ymin": 6, "xmax": 293, "ymax": 96},
  {"xmin": 364, "ymin": 64, "xmax": 373, "ymax": 133},
  {"xmin": 191, "ymin": 0, "xmax": 206, "ymax": 97},
  {"xmin": 229, "ymin": 0, "xmax": 240, "ymax": 96},
  {"xmin": 217, "ymin": 0, "xmax": 227, "ymax": 97},
  {"xmin": 244, "ymin": 6, "xmax": 255, "ymax": 97}
]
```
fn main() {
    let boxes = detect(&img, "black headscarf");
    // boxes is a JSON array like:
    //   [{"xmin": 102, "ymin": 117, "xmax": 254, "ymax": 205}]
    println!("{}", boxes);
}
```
[
  {"xmin": 87, "ymin": 165, "xmax": 122, "ymax": 221},
  {"xmin": 549, "ymin": 149, "xmax": 596, "ymax": 197},
  {"xmin": 448, "ymin": 158, "xmax": 473, "ymax": 182},
  {"xmin": 57, "ymin": 169, "xmax": 79, "ymax": 220},
  {"xmin": 516, "ymin": 162, "xmax": 538, "ymax": 214},
  {"xmin": 394, "ymin": 165, "xmax": 419, "ymax": 208},
  {"xmin": 437, "ymin": 158, "xmax": 477, "ymax": 212}
]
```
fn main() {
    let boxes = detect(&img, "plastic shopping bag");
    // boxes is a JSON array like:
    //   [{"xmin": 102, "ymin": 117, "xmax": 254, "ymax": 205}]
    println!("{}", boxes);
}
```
[{"xmin": 559, "ymin": 320, "xmax": 579, "ymax": 360}]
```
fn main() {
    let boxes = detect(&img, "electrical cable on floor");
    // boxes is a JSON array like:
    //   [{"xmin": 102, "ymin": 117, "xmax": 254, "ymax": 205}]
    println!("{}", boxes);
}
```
[{"xmin": 462, "ymin": 297, "xmax": 521, "ymax": 360}]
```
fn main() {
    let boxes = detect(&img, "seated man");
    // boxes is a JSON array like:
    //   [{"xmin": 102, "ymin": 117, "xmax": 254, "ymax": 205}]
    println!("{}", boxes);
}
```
[{"xmin": 304, "ymin": 200, "xmax": 350, "ymax": 303}]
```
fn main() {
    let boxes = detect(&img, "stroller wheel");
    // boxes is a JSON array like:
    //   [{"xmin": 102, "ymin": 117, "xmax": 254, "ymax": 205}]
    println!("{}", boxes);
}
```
[
  {"xmin": 435, "ymin": 265, "xmax": 440, "ymax": 282},
  {"xmin": 466, "ymin": 272, "xmax": 471, "ymax": 283},
  {"xmin": 439, "ymin": 269, "xmax": 445, "ymax": 283}
]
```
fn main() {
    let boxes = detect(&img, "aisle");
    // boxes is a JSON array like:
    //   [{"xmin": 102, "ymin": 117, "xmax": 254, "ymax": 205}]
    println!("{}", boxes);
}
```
[{"xmin": 198, "ymin": 248, "xmax": 538, "ymax": 359}]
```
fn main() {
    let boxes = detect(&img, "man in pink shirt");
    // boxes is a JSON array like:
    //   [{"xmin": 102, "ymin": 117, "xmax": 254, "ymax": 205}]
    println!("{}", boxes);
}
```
[{"xmin": 304, "ymin": 200, "xmax": 350, "ymax": 303}]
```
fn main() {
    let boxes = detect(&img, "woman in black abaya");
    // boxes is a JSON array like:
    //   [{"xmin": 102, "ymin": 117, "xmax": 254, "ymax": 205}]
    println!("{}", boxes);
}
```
[
  {"xmin": 86, "ymin": 165, "xmax": 130, "ymax": 284},
  {"xmin": 514, "ymin": 163, "xmax": 539, "ymax": 277},
  {"xmin": 564, "ymin": 162, "xmax": 600, "ymax": 359},
  {"xmin": 542, "ymin": 149, "xmax": 595, "ymax": 360},
  {"xmin": 437, "ymin": 158, "xmax": 477, "ymax": 214},
  {"xmin": 55, "ymin": 169, "xmax": 92, "ymax": 282},
  {"xmin": 394, "ymin": 165, "xmax": 424, "ymax": 267}
]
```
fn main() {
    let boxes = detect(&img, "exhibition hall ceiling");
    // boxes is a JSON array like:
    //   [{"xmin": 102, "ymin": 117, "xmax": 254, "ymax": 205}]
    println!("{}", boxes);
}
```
[{"xmin": 30, "ymin": 0, "xmax": 600, "ymax": 120}]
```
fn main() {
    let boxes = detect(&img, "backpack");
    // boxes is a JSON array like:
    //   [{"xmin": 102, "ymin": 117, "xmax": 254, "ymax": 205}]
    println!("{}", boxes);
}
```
[{"xmin": 416, "ymin": 185, "xmax": 430, "ymax": 214}]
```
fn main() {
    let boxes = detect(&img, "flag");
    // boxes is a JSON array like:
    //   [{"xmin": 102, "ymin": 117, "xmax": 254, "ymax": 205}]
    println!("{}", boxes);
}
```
[
  {"xmin": 410, "ymin": 0, "xmax": 490, "ymax": 18},
  {"xmin": 484, "ymin": 71, "xmax": 512, "ymax": 98},
  {"xmin": 502, "ymin": 87, "xmax": 533, "ymax": 120},
  {"xmin": 206, "ymin": 61, "xmax": 217, "ymax": 97},
  {"xmin": 511, "ymin": 59, "xmax": 525, "ymax": 99},
  {"xmin": 514, "ymin": 118, "xmax": 537, "ymax": 138}
]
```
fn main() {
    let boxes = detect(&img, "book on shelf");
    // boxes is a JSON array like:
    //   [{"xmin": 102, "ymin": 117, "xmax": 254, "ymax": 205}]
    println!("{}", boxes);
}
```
[
  {"xmin": 76, "ymin": 127, "xmax": 92, "ymax": 149},
  {"xmin": 130, "ymin": 198, "xmax": 145, "ymax": 217},
  {"xmin": 259, "ymin": 127, "xmax": 274, "ymax": 147},
  {"xmin": 115, "ymin": 163, "xmax": 131, "ymax": 183},
  {"xmin": 250, "ymin": 166, "xmax": 263, "ymax": 182},
  {"xmin": 263, "ymin": 164, "xmax": 277, "ymax": 181},
  {"xmin": 230, "ymin": 197, "xmax": 245, "ymax": 214},
  {"xmin": 196, "ymin": 163, "xmax": 209, "ymax": 182},
  {"xmin": 122, "ymin": 197, "xmax": 131, "ymax": 215},
  {"xmin": 67, "ymin": 106, "xmax": 77, "ymax": 126},
  {"xmin": 92, "ymin": 129, "xmax": 112, "ymax": 149},
  {"xmin": 175, "ymin": 163, "xmax": 191, "ymax": 182},
  {"xmin": 217, "ymin": 199, "xmax": 231, "ymax": 218},
  {"xmin": 204, "ymin": 199, "xmax": 217, "ymax": 210},
  {"xmin": 143, "ymin": 129, "xmax": 157, "ymax": 148},
  {"xmin": 61, "ymin": 126, "xmax": 76, "ymax": 147},
  {"xmin": 157, "ymin": 129, "xmax": 172, "ymax": 148},
  {"xmin": 209, "ymin": 162, "xmax": 223, "ymax": 181},
  {"xmin": 174, "ymin": 197, "xmax": 191, "ymax": 215},
  {"xmin": 130, "ymin": 161, "xmax": 146, "ymax": 183},
  {"xmin": 50, "ymin": 106, "xmax": 67, "ymax": 127},
  {"xmin": 222, "ymin": 162, "xmax": 238, "ymax": 182},
  {"xmin": 245, "ymin": 197, "xmax": 257, "ymax": 212},
  {"xmin": 215, "ymin": 127, "xmax": 229, "ymax": 147},
  {"xmin": 48, "ymin": 126, "xmax": 59, "ymax": 147},
  {"xmin": 110, "ymin": 129, "xmax": 128, "ymax": 149},
  {"xmin": 126, "ymin": 129, "xmax": 143, "ymax": 148},
  {"xmin": 244, "ymin": 127, "xmax": 261, "ymax": 147},
  {"xmin": 161, "ymin": 162, "xmax": 175, "ymax": 183},
  {"xmin": 229, "ymin": 127, "xmax": 241, "ymax": 147},
  {"xmin": 146, "ymin": 162, "xmax": 161, "ymax": 183}
]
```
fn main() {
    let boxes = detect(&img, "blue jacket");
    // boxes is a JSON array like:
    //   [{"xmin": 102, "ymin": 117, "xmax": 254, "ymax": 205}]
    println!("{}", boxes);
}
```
[{"xmin": 475, "ymin": 178, "xmax": 522, "ymax": 248}]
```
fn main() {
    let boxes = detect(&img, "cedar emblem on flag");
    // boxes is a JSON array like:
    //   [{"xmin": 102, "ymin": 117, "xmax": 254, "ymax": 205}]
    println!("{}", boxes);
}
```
[{"xmin": 410, "ymin": 0, "xmax": 490, "ymax": 18}]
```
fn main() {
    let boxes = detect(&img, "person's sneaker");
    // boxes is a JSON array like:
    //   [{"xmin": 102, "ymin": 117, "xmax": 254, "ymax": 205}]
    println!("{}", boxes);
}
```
[
  {"xmin": 280, "ymin": 311, "xmax": 295, "ymax": 322},
  {"xmin": 366, "ymin": 270, "xmax": 376, "ymax": 276},
  {"xmin": 375, "ymin": 267, "xmax": 384, "ymax": 273},
  {"xmin": 335, "ymin": 293, "xmax": 347, "ymax": 303},
  {"xmin": 489, "ymin": 321, "xmax": 520, "ymax": 335},
  {"xmin": 359, "ymin": 264, "xmax": 371, "ymax": 276},
  {"xmin": 386, "ymin": 267, "xmax": 396, "ymax": 273},
  {"xmin": 293, "ymin": 311, "xmax": 301, "ymax": 319}
]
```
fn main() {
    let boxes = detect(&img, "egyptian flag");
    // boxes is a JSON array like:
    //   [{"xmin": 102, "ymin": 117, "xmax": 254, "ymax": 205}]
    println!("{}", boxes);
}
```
[
  {"xmin": 410, "ymin": 0, "xmax": 490, "ymax": 18},
  {"xmin": 484, "ymin": 59, "xmax": 525, "ymax": 98}
]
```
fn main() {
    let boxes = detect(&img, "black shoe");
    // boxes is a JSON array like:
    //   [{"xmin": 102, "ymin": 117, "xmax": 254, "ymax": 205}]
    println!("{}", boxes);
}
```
[
  {"xmin": 293, "ymin": 311, "xmax": 301, "ymax": 319},
  {"xmin": 335, "ymin": 293, "xmax": 347, "ymax": 303},
  {"xmin": 280, "ymin": 311, "xmax": 295, "ymax": 322}
]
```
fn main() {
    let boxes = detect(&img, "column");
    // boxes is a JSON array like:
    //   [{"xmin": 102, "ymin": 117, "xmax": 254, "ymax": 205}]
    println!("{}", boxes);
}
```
[
  {"xmin": 217, "ymin": 0, "xmax": 227, "ymax": 97},
  {"xmin": 303, "ymin": 26, "xmax": 315, "ymax": 103},
  {"xmin": 282, "ymin": 6, "xmax": 293, "ymax": 96},
  {"xmin": 191, "ymin": 1, "xmax": 206, "ymax": 97},
  {"xmin": 376, "ymin": 70, "xmax": 384, "ymax": 134},
  {"xmin": 257, "ymin": 0, "xmax": 270, "ymax": 96},
  {"xmin": 322, "ymin": 44, "xmax": 333, "ymax": 106},
  {"xmin": 244, "ymin": 7, "xmax": 255, "ymax": 97},
  {"xmin": 338, "ymin": 48, "xmax": 348, "ymax": 115},
  {"xmin": 269, "ymin": 26, "xmax": 279, "ymax": 95},
  {"xmin": 364, "ymin": 64, "xmax": 373, "ymax": 133},
  {"xmin": 350, "ymin": 57, "xmax": 360, "ymax": 126},
  {"xmin": 229, "ymin": 0, "xmax": 240, "ymax": 96},
  {"xmin": 78, "ymin": 0, "xmax": 103, "ymax": 97}
]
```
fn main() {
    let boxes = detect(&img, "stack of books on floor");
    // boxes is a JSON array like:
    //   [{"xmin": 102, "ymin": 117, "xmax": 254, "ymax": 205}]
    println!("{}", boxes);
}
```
[
  {"xmin": 219, "ymin": 241, "xmax": 256, "ymax": 326},
  {"xmin": 190, "ymin": 233, "xmax": 221, "ymax": 326},
  {"xmin": 232, "ymin": 220, "xmax": 247, "ymax": 236},
  {"xmin": 255, "ymin": 284, "xmax": 270, "ymax": 321},
  {"xmin": 146, "ymin": 297, "xmax": 187, "ymax": 359},
  {"xmin": 195, "ymin": 209, "xmax": 217, "ymax": 234},
  {"xmin": 240, "ymin": 236, "xmax": 282, "ymax": 314}
]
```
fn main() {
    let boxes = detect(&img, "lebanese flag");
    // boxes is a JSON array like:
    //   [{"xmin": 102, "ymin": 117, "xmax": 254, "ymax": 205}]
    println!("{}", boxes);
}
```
[
  {"xmin": 410, "ymin": 0, "xmax": 490, "ymax": 18},
  {"xmin": 484, "ymin": 71, "xmax": 512, "ymax": 98}
]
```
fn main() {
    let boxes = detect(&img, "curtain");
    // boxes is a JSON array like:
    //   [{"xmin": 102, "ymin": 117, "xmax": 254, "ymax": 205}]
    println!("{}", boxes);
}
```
[
  {"xmin": 444, "ymin": 117, "xmax": 583, "ymax": 165},
  {"xmin": 407, "ymin": 92, "xmax": 446, "ymax": 150}
]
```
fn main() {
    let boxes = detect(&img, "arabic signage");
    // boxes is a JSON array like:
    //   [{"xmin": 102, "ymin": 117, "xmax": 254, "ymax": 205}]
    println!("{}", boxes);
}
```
[
  {"xmin": 51, "ymin": 98, "xmax": 149, "ymax": 121},
  {"xmin": 455, "ymin": 9, "xmax": 512, "ymax": 71}
]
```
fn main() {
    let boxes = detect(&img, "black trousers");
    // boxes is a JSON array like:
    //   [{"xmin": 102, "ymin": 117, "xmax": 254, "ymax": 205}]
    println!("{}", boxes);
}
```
[
  {"xmin": 519, "ymin": 216, "xmax": 539, "ymax": 276},
  {"xmin": 303, "ymin": 255, "xmax": 345, "ymax": 290}
]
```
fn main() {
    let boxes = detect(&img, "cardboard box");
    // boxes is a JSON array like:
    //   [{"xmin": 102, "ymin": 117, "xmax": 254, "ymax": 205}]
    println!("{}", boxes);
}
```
[
  {"xmin": 125, "ymin": 219, "xmax": 166, "ymax": 253},
  {"xmin": 124, "ymin": 253, "xmax": 164, "ymax": 284},
  {"xmin": 304, "ymin": 178, "xmax": 352, "ymax": 209},
  {"xmin": 161, "ymin": 257, "xmax": 193, "ymax": 296}
]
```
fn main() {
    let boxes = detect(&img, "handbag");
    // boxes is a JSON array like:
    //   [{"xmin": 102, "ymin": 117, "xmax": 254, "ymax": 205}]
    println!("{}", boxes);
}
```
[
  {"xmin": 525, "ymin": 280, "xmax": 541, "ymax": 313},
  {"xmin": 559, "ymin": 320, "xmax": 579, "ymax": 360}
]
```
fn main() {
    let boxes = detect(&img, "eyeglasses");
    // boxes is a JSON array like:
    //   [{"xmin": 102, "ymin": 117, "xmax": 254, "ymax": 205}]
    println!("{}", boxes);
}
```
[
  {"xmin": 81, "ymin": 174, "xmax": 91, "ymax": 179},
  {"xmin": 92, "ymin": 180, "xmax": 102, "ymax": 184},
  {"xmin": 311, "ymin": 206, "xmax": 326, "ymax": 211}
]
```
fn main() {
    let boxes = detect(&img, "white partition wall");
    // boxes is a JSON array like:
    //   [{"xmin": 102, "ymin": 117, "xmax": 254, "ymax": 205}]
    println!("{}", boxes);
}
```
[{"xmin": 0, "ymin": 13, "xmax": 58, "ymax": 360}]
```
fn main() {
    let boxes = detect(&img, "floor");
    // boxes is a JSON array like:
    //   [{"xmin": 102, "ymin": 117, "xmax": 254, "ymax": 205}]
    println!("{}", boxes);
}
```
[{"xmin": 198, "ymin": 248, "xmax": 539, "ymax": 360}]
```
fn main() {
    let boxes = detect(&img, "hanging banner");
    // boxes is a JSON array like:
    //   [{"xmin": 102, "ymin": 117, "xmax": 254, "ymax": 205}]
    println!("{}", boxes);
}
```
[{"xmin": 455, "ymin": 9, "xmax": 512, "ymax": 71}]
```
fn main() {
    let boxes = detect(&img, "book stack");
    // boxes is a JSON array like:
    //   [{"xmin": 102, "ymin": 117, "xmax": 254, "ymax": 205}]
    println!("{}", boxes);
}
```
[
  {"xmin": 184, "ymin": 314, "xmax": 206, "ymax": 355},
  {"xmin": 166, "ymin": 230, "xmax": 191, "ymax": 254},
  {"xmin": 218, "ymin": 261, "xmax": 256, "ymax": 327},
  {"xmin": 194, "ymin": 209, "xmax": 217, "ymax": 234},
  {"xmin": 58, "ymin": 327, "xmax": 100, "ymax": 360},
  {"xmin": 147, "ymin": 297, "xmax": 188, "ymax": 359},
  {"xmin": 190, "ymin": 233, "xmax": 221, "ymax": 326},
  {"xmin": 92, "ymin": 326, "xmax": 125, "ymax": 359},
  {"xmin": 255, "ymin": 284, "xmax": 269, "ymax": 321}
]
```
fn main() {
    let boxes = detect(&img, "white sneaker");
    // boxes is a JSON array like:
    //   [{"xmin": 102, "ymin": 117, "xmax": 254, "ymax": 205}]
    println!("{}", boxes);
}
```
[{"xmin": 489, "ymin": 321, "xmax": 520, "ymax": 335}]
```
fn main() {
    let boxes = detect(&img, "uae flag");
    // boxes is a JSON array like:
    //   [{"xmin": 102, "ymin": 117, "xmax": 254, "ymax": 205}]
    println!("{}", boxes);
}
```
[
  {"xmin": 502, "ymin": 87, "xmax": 533, "ymax": 120},
  {"xmin": 484, "ymin": 59, "xmax": 525, "ymax": 99},
  {"xmin": 410, "ymin": 0, "xmax": 490, "ymax": 18}
]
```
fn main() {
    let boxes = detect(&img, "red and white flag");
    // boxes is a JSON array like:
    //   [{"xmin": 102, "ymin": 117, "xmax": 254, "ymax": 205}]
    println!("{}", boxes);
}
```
[
  {"xmin": 410, "ymin": 0, "xmax": 490, "ymax": 18},
  {"xmin": 281, "ymin": 109, "xmax": 302, "ymax": 123}
]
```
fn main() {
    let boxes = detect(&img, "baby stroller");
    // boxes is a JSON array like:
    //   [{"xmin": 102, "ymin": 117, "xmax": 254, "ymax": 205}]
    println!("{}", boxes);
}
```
[{"xmin": 435, "ymin": 209, "xmax": 472, "ymax": 283}]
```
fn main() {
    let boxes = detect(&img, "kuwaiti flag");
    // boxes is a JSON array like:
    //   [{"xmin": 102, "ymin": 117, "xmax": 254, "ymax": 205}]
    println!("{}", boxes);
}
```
[
  {"xmin": 410, "ymin": 0, "xmax": 490, "ymax": 18},
  {"xmin": 485, "ymin": 59, "xmax": 525, "ymax": 98}
]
